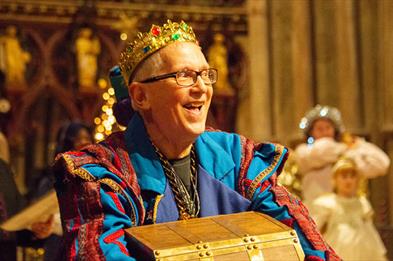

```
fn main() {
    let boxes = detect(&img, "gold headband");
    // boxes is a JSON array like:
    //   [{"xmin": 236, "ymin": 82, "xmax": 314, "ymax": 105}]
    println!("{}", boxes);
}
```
[
  {"xmin": 332, "ymin": 157, "xmax": 357, "ymax": 175},
  {"xmin": 119, "ymin": 20, "xmax": 198, "ymax": 84}
]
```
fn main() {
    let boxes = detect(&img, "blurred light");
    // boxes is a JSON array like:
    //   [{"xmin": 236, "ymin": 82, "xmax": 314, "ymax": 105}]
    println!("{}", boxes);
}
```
[
  {"xmin": 108, "ymin": 88, "xmax": 115, "ymax": 96},
  {"xmin": 102, "ymin": 105, "xmax": 108, "ymax": 112},
  {"xmin": 97, "ymin": 125, "xmax": 105, "ymax": 132},
  {"xmin": 108, "ymin": 98, "xmax": 115, "ymax": 105},
  {"xmin": 108, "ymin": 115, "xmax": 115, "ymax": 124},
  {"xmin": 307, "ymin": 137, "xmax": 314, "ymax": 145},
  {"xmin": 94, "ymin": 117, "xmax": 101, "ymax": 124},
  {"xmin": 299, "ymin": 118, "xmax": 307, "ymax": 129},
  {"xmin": 98, "ymin": 78, "xmax": 107, "ymax": 89},
  {"xmin": 102, "ymin": 93, "xmax": 110, "ymax": 100},
  {"xmin": 320, "ymin": 107, "xmax": 328, "ymax": 116},
  {"xmin": 95, "ymin": 133, "xmax": 104, "ymax": 141},
  {"xmin": 120, "ymin": 33, "xmax": 128, "ymax": 41}
]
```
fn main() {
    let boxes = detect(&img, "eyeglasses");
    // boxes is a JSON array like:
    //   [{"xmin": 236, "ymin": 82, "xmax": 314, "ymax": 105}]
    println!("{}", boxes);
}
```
[{"xmin": 139, "ymin": 68, "xmax": 218, "ymax": 87}]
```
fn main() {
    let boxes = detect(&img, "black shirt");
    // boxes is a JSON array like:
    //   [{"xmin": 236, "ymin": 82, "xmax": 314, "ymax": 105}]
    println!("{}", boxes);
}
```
[{"xmin": 169, "ymin": 154, "xmax": 191, "ymax": 193}]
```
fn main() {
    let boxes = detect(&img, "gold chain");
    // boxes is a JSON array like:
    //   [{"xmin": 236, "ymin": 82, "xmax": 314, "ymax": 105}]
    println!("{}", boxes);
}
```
[{"xmin": 152, "ymin": 144, "xmax": 200, "ymax": 220}]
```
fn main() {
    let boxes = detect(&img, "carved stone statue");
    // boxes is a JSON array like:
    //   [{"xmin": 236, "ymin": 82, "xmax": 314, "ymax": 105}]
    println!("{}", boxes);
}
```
[
  {"xmin": 0, "ymin": 26, "xmax": 31, "ymax": 87},
  {"xmin": 75, "ymin": 28, "xmax": 101, "ymax": 90},
  {"xmin": 207, "ymin": 33, "xmax": 233, "ymax": 95}
]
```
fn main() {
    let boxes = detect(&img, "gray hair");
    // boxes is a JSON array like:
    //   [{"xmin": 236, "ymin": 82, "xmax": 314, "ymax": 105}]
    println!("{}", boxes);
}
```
[{"xmin": 132, "ymin": 51, "xmax": 165, "ymax": 83}]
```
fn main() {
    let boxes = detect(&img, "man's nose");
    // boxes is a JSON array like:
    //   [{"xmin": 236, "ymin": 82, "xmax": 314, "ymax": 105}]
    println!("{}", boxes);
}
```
[{"xmin": 191, "ymin": 76, "xmax": 208, "ymax": 93}]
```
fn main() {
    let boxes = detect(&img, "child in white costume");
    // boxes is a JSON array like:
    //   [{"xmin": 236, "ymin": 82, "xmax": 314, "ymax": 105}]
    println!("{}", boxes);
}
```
[
  {"xmin": 310, "ymin": 158, "xmax": 387, "ymax": 261},
  {"xmin": 295, "ymin": 105, "xmax": 390, "ymax": 205}
]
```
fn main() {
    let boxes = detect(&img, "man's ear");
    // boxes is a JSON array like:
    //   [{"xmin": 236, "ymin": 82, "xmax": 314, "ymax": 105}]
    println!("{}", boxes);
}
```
[{"xmin": 129, "ymin": 82, "xmax": 150, "ymax": 110}]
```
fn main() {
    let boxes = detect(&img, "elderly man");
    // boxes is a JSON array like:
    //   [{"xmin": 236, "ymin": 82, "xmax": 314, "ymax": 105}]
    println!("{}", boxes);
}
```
[{"xmin": 54, "ymin": 20, "xmax": 338, "ymax": 260}]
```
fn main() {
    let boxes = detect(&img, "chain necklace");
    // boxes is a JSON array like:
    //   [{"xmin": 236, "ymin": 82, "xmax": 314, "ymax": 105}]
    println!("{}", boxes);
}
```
[{"xmin": 152, "ymin": 144, "xmax": 200, "ymax": 220}]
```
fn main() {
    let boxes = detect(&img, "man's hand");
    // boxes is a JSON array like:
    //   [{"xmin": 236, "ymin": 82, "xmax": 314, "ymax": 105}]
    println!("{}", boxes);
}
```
[{"xmin": 31, "ymin": 214, "xmax": 54, "ymax": 239}]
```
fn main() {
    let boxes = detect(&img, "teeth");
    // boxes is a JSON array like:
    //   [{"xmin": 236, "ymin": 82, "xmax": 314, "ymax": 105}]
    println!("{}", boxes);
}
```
[
  {"xmin": 184, "ymin": 105, "xmax": 202, "ymax": 112},
  {"xmin": 184, "ymin": 103, "xmax": 203, "ymax": 109},
  {"xmin": 187, "ymin": 102, "xmax": 203, "ymax": 106}
]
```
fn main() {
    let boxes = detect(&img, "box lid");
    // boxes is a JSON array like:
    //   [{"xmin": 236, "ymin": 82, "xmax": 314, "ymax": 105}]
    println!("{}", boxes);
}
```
[{"xmin": 125, "ymin": 211, "xmax": 305, "ymax": 260}]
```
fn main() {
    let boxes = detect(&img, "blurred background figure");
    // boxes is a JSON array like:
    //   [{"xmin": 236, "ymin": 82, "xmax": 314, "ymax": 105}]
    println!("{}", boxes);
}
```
[
  {"xmin": 34, "ymin": 121, "xmax": 93, "ymax": 200},
  {"xmin": 294, "ymin": 105, "xmax": 390, "ymax": 206},
  {"xmin": 1, "ymin": 69, "xmax": 54, "ymax": 259},
  {"xmin": 310, "ymin": 157, "xmax": 387, "ymax": 261},
  {"xmin": 55, "ymin": 121, "xmax": 93, "ymax": 156},
  {"xmin": 0, "ymin": 157, "xmax": 55, "ymax": 261}
]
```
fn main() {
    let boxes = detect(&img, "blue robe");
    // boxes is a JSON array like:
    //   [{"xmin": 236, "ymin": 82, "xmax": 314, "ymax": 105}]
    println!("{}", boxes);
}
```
[{"xmin": 53, "ymin": 113, "xmax": 339, "ymax": 261}]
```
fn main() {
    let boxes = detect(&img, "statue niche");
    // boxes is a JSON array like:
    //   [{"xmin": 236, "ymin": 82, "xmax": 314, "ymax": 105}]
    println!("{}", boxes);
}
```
[
  {"xmin": 207, "ymin": 33, "xmax": 234, "ymax": 96},
  {"xmin": 74, "ymin": 27, "xmax": 101, "ymax": 92},
  {"xmin": 0, "ymin": 25, "xmax": 31, "ymax": 89}
]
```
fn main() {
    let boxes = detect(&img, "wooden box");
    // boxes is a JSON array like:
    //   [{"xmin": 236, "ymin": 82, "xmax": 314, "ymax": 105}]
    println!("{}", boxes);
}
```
[{"xmin": 125, "ymin": 211, "xmax": 305, "ymax": 260}]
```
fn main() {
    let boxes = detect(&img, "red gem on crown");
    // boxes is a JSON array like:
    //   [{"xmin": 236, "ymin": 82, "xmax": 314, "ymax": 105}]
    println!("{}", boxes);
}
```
[{"xmin": 151, "ymin": 26, "xmax": 161, "ymax": 36}]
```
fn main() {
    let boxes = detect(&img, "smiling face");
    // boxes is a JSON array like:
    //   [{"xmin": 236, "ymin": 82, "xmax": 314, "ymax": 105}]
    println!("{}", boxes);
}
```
[{"xmin": 130, "ymin": 42, "xmax": 213, "ymax": 148}]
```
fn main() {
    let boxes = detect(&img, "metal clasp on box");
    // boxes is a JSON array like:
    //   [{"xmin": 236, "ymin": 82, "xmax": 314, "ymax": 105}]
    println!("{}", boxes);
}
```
[
  {"xmin": 195, "ymin": 241, "xmax": 213, "ymax": 260},
  {"xmin": 243, "ymin": 234, "xmax": 264, "ymax": 261}
]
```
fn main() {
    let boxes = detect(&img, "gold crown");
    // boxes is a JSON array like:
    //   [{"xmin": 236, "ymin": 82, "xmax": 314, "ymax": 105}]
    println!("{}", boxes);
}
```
[{"xmin": 119, "ymin": 20, "xmax": 198, "ymax": 84}]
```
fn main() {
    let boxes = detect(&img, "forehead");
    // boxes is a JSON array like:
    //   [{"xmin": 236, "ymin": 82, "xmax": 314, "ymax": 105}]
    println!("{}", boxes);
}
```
[
  {"xmin": 313, "ymin": 118, "xmax": 334, "ymax": 128},
  {"xmin": 156, "ymin": 42, "xmax": 208, "ymax": 71}
]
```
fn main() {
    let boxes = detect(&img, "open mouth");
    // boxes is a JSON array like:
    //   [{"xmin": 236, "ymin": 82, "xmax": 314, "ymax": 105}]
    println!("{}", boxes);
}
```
[{"xmin": 183, "ymin": 103, "xmax": 203, "ymax": 113}]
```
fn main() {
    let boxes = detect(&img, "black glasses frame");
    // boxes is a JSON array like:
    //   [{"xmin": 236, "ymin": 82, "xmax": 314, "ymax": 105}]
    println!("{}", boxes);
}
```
[{"xmin": 139, "ymin": 68, "xmax": 217, "ymax": 87}]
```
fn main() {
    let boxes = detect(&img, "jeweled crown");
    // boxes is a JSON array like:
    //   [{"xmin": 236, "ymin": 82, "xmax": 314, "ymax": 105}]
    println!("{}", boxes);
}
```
[{"xmin": 119, "ymin": 20, "xmax": 198, "ymax": 84}]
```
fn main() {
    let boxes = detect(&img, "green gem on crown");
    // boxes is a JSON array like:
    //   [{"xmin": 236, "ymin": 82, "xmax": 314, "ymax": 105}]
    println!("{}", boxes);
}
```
[
  {"xmin": 171, "ymin": 33, "xmax": 180, "ymax": 40},
  {"xmin": 181, "ymin": 22, "xmax": 189, "ymax": 31}
]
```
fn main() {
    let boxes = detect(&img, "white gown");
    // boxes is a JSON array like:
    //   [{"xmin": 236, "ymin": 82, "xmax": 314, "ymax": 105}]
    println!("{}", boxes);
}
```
[
  {"xmin": 310, "ymin": 194, "xmax": 387, "ymax": 261},
  {"xmin": 294, "ymin": 137, "xmax": 390, "ymax": 206}
]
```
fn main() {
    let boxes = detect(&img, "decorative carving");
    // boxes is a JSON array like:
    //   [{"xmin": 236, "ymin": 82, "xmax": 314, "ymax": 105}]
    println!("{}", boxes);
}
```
[{"xmin": 111, "ymin": 13, "xmax": 139, "ymax": 42}]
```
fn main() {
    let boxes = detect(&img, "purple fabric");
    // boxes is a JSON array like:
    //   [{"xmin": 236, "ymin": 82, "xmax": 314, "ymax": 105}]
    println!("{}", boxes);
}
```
[
  {"xmin": 155, "ymin": 165, "xmax": 251, "ymax": 223},
  {"xmin": 113, "ymin": 99, "xmax": 134, "ymax": 126},
  {"xmin": 198, "ymin": 166, "xmax": 251, "ymax": 216},
  {"xmin": 155, "ymin": 181, "xmax": 179, "ymax": 223}
]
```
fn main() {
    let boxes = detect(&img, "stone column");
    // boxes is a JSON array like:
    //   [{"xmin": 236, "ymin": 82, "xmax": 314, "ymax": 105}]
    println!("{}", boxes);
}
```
[
  {"xmin": 378, "ymin": 0, "xmax": 393, "ymax": 226},
  {"xmin": 291, "ymin": 0, "xmax": 313, "ymax": 140},
  {"xmin": 334, "ymin": 0, "xmax": 362, "ymax": 132},
  {"xmin": 239, "ymin": 0, "xmax": 271, "ymax": 141},
  {"xmin": 379, "ymin": 0, "xmax": 393, "ymax": 130}
]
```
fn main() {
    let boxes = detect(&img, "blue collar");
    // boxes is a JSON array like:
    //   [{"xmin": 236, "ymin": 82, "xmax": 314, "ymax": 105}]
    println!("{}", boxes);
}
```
[
  {"xmin": 125, "ymin": 114, "xmax": 235, "ymax": 194},
  {"xmin": 125, "ymin": 113, "xmax": 167, "ymax": 194},
  {"xmin": 195, "ymin": 132, "xmax": 235, "ymax": 181}
]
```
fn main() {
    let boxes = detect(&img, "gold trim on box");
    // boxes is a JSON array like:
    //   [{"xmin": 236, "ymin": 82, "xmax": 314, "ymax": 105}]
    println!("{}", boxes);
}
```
[{"xmin": 151, "ymin": 230, "xmax": 304, "ymax": 260}]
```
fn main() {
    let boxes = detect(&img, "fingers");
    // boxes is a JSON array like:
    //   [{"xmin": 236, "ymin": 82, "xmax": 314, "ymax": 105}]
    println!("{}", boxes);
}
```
[{"xmin": 31, "ymin": 216, "xmax": 55, "ymax": 239}]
